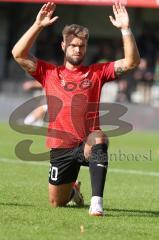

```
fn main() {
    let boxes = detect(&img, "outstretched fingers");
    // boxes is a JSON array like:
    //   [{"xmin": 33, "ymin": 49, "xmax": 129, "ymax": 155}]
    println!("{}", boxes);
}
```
[
  {"xmin": 37, "ymin": 2, "xmax": 59, "ymax": 25},
  {"xmin": 46, "ymin": 2, "xmax": 58, "ymax": 22},
  {"xmin": 40, "ymin": 3, "xmax": 47, "ymax": 11},
  {"xmin": 109, "ymin": 15, "xmax": 115, "ymax": 24},
  {"xmin": 40, "ymin": 2, "xmax": 56, "ymax": 15},
  {"xmin": 44, "ymin": 2, "xmax": 55, "ymax": 11},
  {"xmin": 119, "ymin": 2, "xmax": 127, "ymax": 12},
  {"xmin": 50, "ymin": 16, "xmax": 59, "ymax": 24},
  {"xmin": 113, "ymin": 4, "xmax": 118, "ymax": 16},
  {"xmin": 113, "ymin": 2, "xmax": 124, "ymax": 14},
  {"xmin": 49, "ymin": 2, "xmax": 57, "ymax": 13}
]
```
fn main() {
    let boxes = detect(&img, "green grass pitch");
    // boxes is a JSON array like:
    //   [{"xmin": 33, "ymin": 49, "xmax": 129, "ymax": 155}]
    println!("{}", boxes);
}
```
[{"xmin": 0, "ymin": 123, "xmax": 159, "ymax": 240}]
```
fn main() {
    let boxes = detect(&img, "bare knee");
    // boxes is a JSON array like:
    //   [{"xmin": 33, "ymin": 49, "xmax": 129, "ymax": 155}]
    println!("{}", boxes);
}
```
[
  {"xmin": 49, "ymin": 198, "xmax": 68, "ymax": 208},
  {"xmin": 87, "ymin": 130, "xmax": 108, "ymax": 145},
  {"xmin": 84, "ymin": 130, "xmax": 109, "ymax": 159}
]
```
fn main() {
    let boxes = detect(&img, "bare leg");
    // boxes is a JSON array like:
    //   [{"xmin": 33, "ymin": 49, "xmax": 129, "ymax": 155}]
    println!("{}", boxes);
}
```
[
  {"xmin": 24, "ymin": 105, "xmax": 47, "ymax": 125},
  {"xmin": 48, "ymin": 182, "xmax": 73, "ymax": 207}
]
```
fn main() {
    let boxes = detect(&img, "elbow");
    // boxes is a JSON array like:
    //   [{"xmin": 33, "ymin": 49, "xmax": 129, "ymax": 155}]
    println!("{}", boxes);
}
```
[
  {"xmin": 12, "ymin": 46, "xmax": 16, "ymax": 58},
  {"xmin": 127, "ymin": 56, "xmax": 140, "ymax": 70},
  {"xmin": 12, "ymin": 45, "xmax": 25, "ymax": 60},
  {"xmin": 11, "ymin": 48, "xmax": 26, "ymax": 65},
  {"xmin": 12, "ymin": 48, "xmax": 20, "ymax": 60}
]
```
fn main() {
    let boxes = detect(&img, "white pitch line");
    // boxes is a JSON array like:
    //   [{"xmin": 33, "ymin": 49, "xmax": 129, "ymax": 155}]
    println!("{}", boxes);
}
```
[
  {"xmin": 0, "ymin": 157, "xmax": 48, "ymax": 166},
  {"xmin": 0, "ymin": 157, "xmax": 159, "ymax": 177},
  {"xmin": 109, "ymin": 168, "xmax": 159, "ymax": 177}
]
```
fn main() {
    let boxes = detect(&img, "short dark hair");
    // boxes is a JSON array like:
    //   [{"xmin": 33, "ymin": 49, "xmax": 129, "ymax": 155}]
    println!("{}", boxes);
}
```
[{"xmin": 62, "ymin": 24, "xmax": 89, "ymax": 41}]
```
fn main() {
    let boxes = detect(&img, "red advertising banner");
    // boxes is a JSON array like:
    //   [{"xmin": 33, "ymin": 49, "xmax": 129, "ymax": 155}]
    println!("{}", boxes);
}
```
[{"xmin": 0, "ymin": 0, "xmax": 159, "ymax": 8}]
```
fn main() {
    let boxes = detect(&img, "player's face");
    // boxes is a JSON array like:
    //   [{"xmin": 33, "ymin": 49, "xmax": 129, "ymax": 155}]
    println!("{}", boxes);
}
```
[{"xmin": 62, "ymin": 36, "xmax": 87, "ymax": 66}]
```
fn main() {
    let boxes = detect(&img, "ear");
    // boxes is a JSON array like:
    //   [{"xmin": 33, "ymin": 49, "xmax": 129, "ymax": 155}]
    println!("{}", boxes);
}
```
[{"xmin": 61, "ymin": 41, "xmax": 65, "ymax": 52}]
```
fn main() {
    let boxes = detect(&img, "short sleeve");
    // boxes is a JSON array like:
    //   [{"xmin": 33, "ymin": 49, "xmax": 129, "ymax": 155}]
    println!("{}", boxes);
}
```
[
  {"xmin": 30, "ymin": 59, "xmax": 56, "ymax": 87},
  {"xmin": 92, "ymin": 62, "xmax": 116, "ymax": 84}
]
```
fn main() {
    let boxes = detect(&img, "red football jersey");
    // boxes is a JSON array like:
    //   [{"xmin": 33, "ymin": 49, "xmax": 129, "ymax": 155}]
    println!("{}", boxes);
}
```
[{"xmin": 31, "ymin": 60, "xmax": 115, "ymax": 148}]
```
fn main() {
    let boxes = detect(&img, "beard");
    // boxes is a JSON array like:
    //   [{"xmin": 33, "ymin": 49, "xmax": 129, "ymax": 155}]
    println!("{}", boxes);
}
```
[{"xmin": 65, "ymin": 54, "xmax": 85, "ymax": 66}]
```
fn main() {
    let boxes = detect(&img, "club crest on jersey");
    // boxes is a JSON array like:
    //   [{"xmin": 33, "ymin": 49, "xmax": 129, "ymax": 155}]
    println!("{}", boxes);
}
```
[{"xmin": 80, "ymin": 79, "xmax": 92, "ymax": 90}]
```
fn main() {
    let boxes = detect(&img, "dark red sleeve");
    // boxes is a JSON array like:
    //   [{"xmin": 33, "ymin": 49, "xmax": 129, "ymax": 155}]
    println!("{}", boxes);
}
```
[
  {"xmin": 92, "ymin": 62, "xmax": 116, "ymax": 84},
  {"xmin": 30, "ymin": 59, "xmax": 56, "ymax": 87}
]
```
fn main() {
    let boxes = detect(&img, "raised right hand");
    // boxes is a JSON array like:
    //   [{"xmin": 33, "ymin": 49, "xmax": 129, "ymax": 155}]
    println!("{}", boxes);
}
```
[{"xmin": 35, "ymin": 2, "xmax": 59, "ymax": 27}]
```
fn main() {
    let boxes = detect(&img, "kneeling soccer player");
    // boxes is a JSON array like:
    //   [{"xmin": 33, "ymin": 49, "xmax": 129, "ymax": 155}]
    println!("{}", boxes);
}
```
[{"xmin": 12, "ymin": 2, "xmax": 140, "ymax": 216}]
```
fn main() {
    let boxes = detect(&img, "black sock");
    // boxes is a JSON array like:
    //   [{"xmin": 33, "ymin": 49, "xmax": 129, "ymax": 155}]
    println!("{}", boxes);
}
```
[{"xmin": 89, "ymin": 143, "xmax": 108, "ymax": 197}]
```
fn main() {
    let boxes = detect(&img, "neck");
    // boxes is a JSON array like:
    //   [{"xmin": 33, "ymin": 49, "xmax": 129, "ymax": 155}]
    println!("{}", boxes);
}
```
[{"xmin": 64, "ymin": 60, "xmax": 81, "ymax": 71}]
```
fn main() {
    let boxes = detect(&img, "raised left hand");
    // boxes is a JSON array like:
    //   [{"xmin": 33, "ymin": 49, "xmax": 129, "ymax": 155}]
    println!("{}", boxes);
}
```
[
  {"xmin": 35, "ymin": 2, "xmax": 59, "ymax": 28},
  {"xmin": 109, "ymin": 3, "xmax": 130, "ymax": 29}
]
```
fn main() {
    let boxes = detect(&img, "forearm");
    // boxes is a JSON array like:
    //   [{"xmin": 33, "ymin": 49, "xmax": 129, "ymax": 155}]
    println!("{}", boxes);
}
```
[
  {"xmin": 114, "ymin": 29, "xmax": 140, "ymax": 76},
  {"xmin": 11, "ymin": 2, "xmax": 58, "ymax": 73},
  {"xmin": 111, "ymin": 3, "xmax": 140, "ymax": 76},
  {"xmin": 121, "ymin": 28, "xmax": 140, "ymax": 69},
  {"xmin": 12, "ymin": 22, "xmax": 43, "ymax": 59}
]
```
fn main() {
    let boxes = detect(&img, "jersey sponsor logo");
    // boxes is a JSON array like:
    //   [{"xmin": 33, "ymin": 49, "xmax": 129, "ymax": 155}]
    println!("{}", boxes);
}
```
[
  {"xmin": 59, "ymin": 72, "xmax": 91, "ymax": 91},
  {"xmin": 60, "ymin": 79, "xmax": 92, "ymax": 91}
]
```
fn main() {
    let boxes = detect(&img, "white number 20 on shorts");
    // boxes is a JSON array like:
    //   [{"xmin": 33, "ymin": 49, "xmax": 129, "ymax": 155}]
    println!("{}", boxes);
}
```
[{"xmin": 50, "ymin": 166, "xmax": 58, "ymax": 181}]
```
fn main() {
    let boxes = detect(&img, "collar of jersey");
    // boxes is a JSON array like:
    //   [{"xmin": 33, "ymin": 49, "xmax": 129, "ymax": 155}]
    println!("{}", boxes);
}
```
[{"xmin": 60, "ymin": 65, "xmax": 85, "ymax": 74}]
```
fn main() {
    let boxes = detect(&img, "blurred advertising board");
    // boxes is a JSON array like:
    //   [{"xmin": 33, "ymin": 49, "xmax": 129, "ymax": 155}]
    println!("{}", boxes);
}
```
[{"xmin": 0, "ymin": 0, "xmax": 159, "ymax": 8}]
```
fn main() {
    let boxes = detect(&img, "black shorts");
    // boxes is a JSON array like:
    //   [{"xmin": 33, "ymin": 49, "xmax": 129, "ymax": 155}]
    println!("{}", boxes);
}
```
[{"xmin": 49, "ymin": 143, "xmax": 89, "ymax": 185}]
